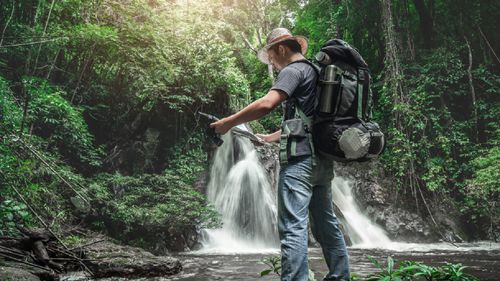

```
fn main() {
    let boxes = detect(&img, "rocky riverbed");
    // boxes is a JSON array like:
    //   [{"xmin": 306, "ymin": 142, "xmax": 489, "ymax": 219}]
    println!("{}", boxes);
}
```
[{"xmin": 50, "ymin": 242, "xmax": 500, "ymax": 281}]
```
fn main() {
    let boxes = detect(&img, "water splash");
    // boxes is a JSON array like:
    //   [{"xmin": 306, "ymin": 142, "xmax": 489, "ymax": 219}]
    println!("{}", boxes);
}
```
[{"xmin": 200, "ymin": 133, "xmax": 279, "ymax": 253}]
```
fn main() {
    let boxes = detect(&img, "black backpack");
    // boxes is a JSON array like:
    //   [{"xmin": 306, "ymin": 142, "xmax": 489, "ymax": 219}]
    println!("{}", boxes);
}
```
[{"xmin": 310, "ymin": 39, "xmax": 385, "ymax": 162}]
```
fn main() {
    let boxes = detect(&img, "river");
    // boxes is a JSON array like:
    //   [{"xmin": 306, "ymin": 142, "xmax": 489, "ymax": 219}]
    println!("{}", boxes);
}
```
[
  {"xmin": 63, "ymin": 242, "xmax": 500, "ymax": 280},
  {"xmin": 170, "ymin": 243, "xmax": 500, "ymax": 281}
]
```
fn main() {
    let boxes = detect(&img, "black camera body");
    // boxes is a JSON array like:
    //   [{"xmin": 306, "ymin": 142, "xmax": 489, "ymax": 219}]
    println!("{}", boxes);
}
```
[{"xmin": 197, "ymin": 112, "xmax": 224, "ymax": 146}]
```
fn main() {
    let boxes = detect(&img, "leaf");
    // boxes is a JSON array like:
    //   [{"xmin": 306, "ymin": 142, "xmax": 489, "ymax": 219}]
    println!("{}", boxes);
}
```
[
  {"xmin": 260, "ymin": 269, "xmax": 272, "ymax": 277},
  {"xmin": 308, "ymin": 269, "xmax": 317, "ymax": 281},
  {"xmin": 387, "ymin": 256, "xmax": 394, "ymax": 273},
  {"xmin": 367, "ymin": 256, "xmax": 383, "ymax": 270}
]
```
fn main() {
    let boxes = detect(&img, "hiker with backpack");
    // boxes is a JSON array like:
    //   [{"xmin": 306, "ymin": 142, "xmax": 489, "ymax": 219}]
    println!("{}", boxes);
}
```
[{"xmin": 210, "ymin": 27, "xmax": 368, "ymax": 281}]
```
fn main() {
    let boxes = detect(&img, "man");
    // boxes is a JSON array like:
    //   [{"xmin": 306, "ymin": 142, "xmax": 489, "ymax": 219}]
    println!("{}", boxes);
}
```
[{"xmin": 210, "ymin": 28, "xmax": 350, "ymax": 281}]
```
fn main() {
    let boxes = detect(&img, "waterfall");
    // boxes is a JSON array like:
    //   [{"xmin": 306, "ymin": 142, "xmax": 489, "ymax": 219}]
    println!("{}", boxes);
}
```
[
  {"xmin": 331, "ymin": 176, "xmax": 392, "ymax": 247},
  {"xmin": 200, "ymin": 129, "xmax": 391, "ymax": 253},
  {"xmin": 200, "ymin": 132, "xmax": 280, "ymax": 253}
]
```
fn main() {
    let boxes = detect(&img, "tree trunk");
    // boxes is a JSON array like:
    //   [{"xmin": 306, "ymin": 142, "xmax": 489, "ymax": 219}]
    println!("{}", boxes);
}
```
[
  {"xmin": 412, "ymin": 0, "xmax": 434, "ymax": 48},
  {"xmin": 380, "ymin": 0, "xmax": 405, "ymax": 128},
  {"xmin": 464, "ymin": 36, "xmax": 479, "ymax": 143},
  {"xmin": 334, "ymin": 0, "xmax": 343, "ymax": 38}
]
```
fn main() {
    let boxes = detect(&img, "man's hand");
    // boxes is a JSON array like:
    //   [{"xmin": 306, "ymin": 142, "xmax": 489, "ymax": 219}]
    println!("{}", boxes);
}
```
[
  {"xmin": 256, "ymin": 130, "xmax": 281, "ymax": 143},
  {"xmin": 255, "ymin": 133, "xmax": 273, "ymax": 142},
  {"xmin": 209, "ymin": 117, "xmax": 234, "ymax": 135}
]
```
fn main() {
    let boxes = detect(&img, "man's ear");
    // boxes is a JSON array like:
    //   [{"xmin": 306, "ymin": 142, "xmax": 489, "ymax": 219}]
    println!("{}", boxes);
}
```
[{"xmin": 279, "ymin": 45, "xmax": 286, "ymax": 57}]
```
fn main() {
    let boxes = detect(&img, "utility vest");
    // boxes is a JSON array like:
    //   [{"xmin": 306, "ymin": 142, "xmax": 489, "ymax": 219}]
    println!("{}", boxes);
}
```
[{"xmin": 279, "ymin": 61, "xmax": 318, "ymax": 165}]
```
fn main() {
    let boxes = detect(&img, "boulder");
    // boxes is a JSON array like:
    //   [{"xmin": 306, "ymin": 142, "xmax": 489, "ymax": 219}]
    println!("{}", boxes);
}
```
[
  {"xmin": 83, "ymin": 237, "xmax": 182, "ymax": 278},
  {"xmin": 254, "ymin": 143, "xmax": 280, "ymax": 192}
]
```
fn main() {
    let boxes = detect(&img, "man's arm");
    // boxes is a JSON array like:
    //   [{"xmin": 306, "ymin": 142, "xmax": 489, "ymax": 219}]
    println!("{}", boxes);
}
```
[{"xmin": 210, "ymin": 89, "xmax": 287, "ymax": 135}]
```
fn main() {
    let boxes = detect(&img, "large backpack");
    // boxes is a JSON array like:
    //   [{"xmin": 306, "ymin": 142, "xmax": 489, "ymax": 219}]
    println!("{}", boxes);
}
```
[{"xmin": 287, "ymin": 39, "xmax": 385, "ymax": 163}]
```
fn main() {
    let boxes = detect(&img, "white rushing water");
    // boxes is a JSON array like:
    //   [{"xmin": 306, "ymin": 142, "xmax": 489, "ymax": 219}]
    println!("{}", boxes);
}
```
[
  {"xmin": 200, "ymin": 132, "xmax": 279, "ymax": 254},
  {"xmin": 331, "ymin": 176, "xmax": 392, "ymax": 247}
]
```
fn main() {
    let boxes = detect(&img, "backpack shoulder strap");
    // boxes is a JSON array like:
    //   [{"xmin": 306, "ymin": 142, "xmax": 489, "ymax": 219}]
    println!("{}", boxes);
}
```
[{"xmin": 287, "ymin": 59, "xmax": 320, "ymax": 76}]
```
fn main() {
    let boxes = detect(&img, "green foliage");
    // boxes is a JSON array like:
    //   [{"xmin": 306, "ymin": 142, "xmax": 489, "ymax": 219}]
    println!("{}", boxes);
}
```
[
  {"xmin": 0, "ymin": 134, "xmax": 84, "ymax": 235},
  {"xmin": 377, "ymin": 45, "xmax": 499, "ymax": 232},
  {"xmin": 89, "ymin": 173, "xmax": 221, "ymax": 241},
  {"xmin": 25, "ymin": 77, "xmax": 103, "ymax": 170},
  {"xmin": 164, "ymin": 133, "xmax": 207, "ymax": 185},
  {"xmin": 0, "ymin": 0, "xmax": 498, "ymax": 246},
  {"xmin": 463, "ymin": 143, "xmax": 500, "ymax": 229},
  {"xmin": 0, "ymin": 76, "xmax": 23, "ymax": 130},
  {"xmin": 86, "ymin": 132, "xmax": 220, "ymax": 240},
  {"xmin": 1, "ymin": 82, "xmax": 95, "ymax": 235},
  {"xmin": 260, "ymin": 255, "xmax": 281, "ymax": 277},
  {"xmin": 366, "ymin": 256, "xmax": 479, "ymax": 281},
  {"xmin": 0, "ymin": 200, "xmax": 31, "ymax": 236},
  {"xmin": 259, "ymin": 255, "xmax": 316, "ymax": 281},
  {"xmin": 63, "ymin": 234, "xmax": 83, "ymax": 247}
]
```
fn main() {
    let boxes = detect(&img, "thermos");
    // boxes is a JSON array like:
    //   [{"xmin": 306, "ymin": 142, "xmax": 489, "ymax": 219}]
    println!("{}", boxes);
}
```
[{"xmin": 318, "ymin": 64, "xmax": 340, "ymax": 114}]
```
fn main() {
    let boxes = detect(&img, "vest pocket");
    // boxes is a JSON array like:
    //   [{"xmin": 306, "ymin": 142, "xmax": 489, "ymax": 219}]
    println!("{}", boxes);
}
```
[
  {"xmin": 283, "ymin": 118, "xmax": 307, "ymax": 138},
  {"xmin": 280, "ymin": 118, "xmax": 311, "ymax": 161}
]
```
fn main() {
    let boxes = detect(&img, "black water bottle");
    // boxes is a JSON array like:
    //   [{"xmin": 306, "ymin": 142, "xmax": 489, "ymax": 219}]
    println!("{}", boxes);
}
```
[{"xmin": 318, "ymin": 65, "xmax": 341, "ymax": 114}]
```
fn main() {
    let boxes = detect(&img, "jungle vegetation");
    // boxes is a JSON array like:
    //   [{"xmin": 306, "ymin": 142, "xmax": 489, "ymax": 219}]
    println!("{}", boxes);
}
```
[{"xmin": 0, "ymin": 0, "xmax": 498, "ymax": 245}]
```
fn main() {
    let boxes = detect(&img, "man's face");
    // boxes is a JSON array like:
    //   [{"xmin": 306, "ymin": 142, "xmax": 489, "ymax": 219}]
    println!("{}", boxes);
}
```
[{"xmin": 267, "ymin": 45, "xmax": 287, "ymax": 71}]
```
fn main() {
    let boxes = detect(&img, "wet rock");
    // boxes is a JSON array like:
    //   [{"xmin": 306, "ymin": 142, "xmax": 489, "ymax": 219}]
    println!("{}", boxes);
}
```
[
  {"xmin": 83, "ymin": 238, "xmax": 182, "ymax": 278},
  {"xmin": 254, "ymin": 143, "xmax": 280, "ymax": 192},
  {"xmin": 0, "ymin": 266, "xmax": 41, "ymax": 281},
  {"xmin": 367, "ymin": 205, "xmax": 436, "ymax": 242},
  {"xmin": 333, "ymin": 160, "xmax": 467, "ymax": 243},
  {"xmin": 104, "ymin": 126, "xmax": 163, "ymax": 175},
  {"xmin": 0, "ymin": 261, "xmax": 57, "ymax": 281}
]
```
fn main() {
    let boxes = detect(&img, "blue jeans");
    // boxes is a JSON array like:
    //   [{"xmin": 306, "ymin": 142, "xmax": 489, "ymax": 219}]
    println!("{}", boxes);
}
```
[{"xmin": 278, "ymin": 155, "xmax": 350, "ymax": 281}]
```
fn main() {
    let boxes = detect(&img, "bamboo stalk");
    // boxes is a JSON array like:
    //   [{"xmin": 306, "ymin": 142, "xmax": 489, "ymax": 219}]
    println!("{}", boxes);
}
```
[
  {"xmin": 33, "ymin": 0, "xmax": 57, "ymax": 74},
  {"xmin": 0, "ymin": 37, "xmax": 68, "ymax": 48},
  {"xmin": 0, "ymin": 0, "xmax": 15, "ymax": 47},
  {"xmin": 477, "ymin": 26, "xmax": 500, "ymax": 64}
]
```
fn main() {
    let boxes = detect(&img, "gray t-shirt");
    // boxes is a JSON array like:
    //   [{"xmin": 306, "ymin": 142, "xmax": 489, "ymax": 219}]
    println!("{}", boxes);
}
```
[{"xmin": 271, "ymin": 60, "xmax": 318, "ymax": 118}]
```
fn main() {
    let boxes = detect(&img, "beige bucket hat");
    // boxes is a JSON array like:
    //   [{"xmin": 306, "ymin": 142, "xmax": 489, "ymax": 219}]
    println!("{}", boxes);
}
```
[{"xmin": 257, "ymin": 27, "xmax": 308, "ymax": 64}]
